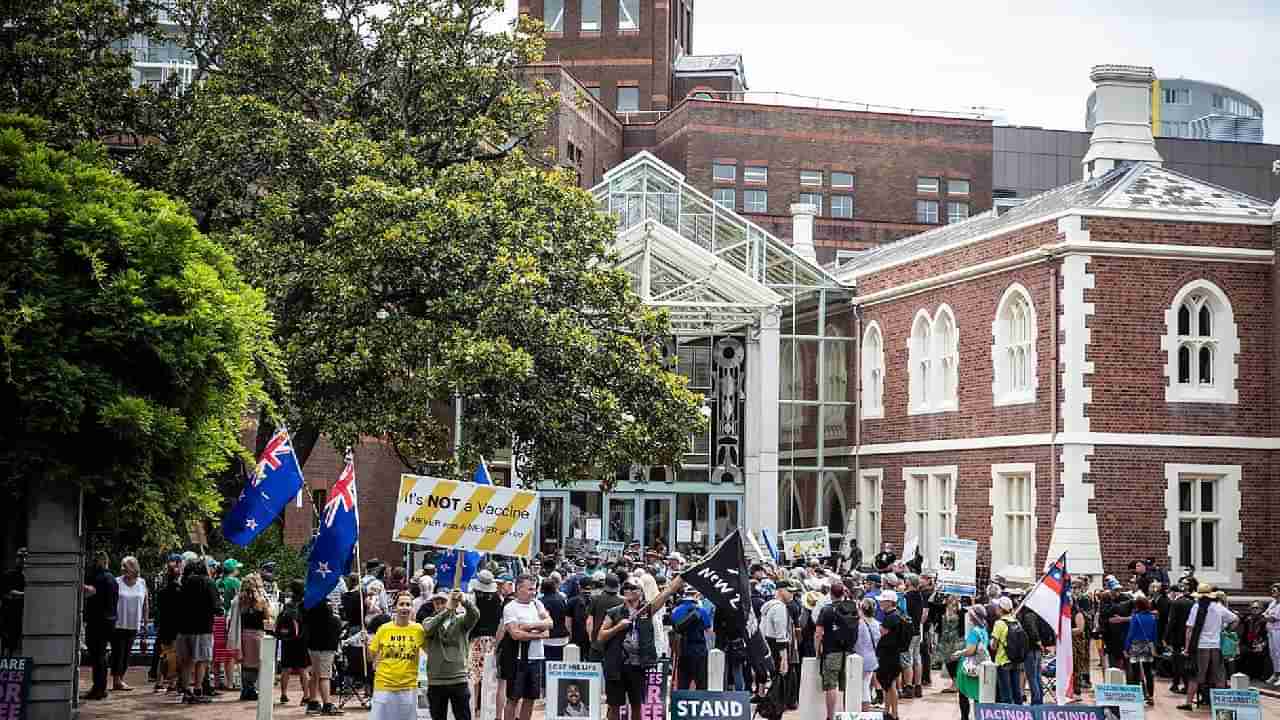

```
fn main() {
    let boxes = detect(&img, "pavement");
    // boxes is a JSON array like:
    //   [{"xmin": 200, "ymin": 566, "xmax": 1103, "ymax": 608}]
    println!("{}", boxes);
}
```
[{"xmin": 77, "ymin": 665, "xmax": 1280, "ymax": 719}]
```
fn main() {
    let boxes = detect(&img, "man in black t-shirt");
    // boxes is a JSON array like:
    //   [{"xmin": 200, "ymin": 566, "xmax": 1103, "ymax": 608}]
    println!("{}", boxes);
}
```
[
  {"xmin": 566, "ymin": 577, "xmax": 595, "ymax": 659},
  {"xmin": 876, "ymin": 590, "xmax": 905, "ymax": 720},
  {"xmin": 587, "ymin": 575, "xmax": 622, "ymax": 661},
  {"xmin": 903, "ymin": 574, "xmax": 928, "ymax": 698},
  {"xmin": 82, "ymin": 551, "xmax": 117, "ymax": 700},
  {"xmin": 815, "ymin": 583, "xmax": 859, "ymax": 719}
]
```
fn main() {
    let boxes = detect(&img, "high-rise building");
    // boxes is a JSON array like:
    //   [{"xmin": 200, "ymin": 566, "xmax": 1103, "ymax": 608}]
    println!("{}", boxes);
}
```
[{"xmin": 113, "ymin": 3, "xmax": 197, "ymax": 89}]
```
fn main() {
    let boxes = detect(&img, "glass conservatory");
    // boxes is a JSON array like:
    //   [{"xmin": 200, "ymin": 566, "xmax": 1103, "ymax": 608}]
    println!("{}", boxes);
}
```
[{"xmin": 529, "ymin": 152, "xmax": 857, "ymax": 558}]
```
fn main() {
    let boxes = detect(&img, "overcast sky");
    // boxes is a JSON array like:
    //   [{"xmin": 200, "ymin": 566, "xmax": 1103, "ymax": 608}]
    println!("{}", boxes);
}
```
[{"xmin": 498, "ymin": 0, "xmax": 1278, "ymax": 141}]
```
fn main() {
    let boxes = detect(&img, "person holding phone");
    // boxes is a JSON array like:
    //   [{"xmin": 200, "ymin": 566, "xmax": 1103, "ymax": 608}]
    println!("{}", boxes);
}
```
[{"xmin": 598, "ymin": 576, "xmax": 681, "ymax": 720}]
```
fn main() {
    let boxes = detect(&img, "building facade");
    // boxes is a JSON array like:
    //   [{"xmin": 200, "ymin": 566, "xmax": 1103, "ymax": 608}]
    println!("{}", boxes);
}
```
[{"xmin": 1086, "ymin": 77, "xmax": 1264, "ymax": 143}]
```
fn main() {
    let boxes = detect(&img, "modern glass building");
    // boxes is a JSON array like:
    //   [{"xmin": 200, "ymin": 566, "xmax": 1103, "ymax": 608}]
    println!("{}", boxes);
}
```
[{"xmin": 526, "ymin": 152, "xmax": 855, "ymax": 558}]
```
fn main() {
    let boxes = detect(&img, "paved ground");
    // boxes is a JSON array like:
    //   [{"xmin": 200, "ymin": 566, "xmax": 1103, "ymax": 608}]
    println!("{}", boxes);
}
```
[{"xmin": 77, "ymin": 665, "xmax": 1280, "ymax": 719}]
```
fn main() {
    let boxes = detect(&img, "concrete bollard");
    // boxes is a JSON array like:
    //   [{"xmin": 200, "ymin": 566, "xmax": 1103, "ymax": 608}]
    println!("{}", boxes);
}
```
[
  {"xmin": 481, "ymin": 652, "xmax": 498, "ymax": 720},
  {"xmin": 563, "ymin": 644, "xmax": 580, "ymax": 663},
  {"xmin": 256, "ymin": 634, "xmax": 277, "ymax": 720},
  {"xmin": 798, "ymin": 657, "xmax": 823, "ymax": 719},
  {"xmin": 844, "ymin": 653, "xmax": 864, "ymax": 712},
  {"xmin": 1231, "ymin": 673, "xmax": 1250, "ymax": 690},
  {"xmin": 1106, "ymin": 668, "xmax": 1125, "ymax": 685},
  {"xmin": 708, "ymin": 649, "xmax": 725, "ymax": 692},
  {"xmin": 979, "ymin": 661, "xmax": 998, "ymax": 703}
]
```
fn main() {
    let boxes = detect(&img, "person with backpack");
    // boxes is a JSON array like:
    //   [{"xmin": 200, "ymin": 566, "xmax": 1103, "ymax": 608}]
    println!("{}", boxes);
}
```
[
  {"xmin": 814, "ymin": 583, "xmax": 859, "ymax": 720},
  {"xmin": 991, "ymin": 596, "xmax": 1026, "ymax": 705},
  {"xmin": 1178, "ymin": 583, "xmax": 1237, "ymax": 711},
  {"xmin": 276, "ymin": 581, "xmax": 312, "ymax": 706},
  {"xmin": 1016, "ymin": 595, "xmax": 1056, "ymax": 705},
  {"xmin": 670, "ymin": 587, "xmax": 712, "ymax": 690},
  {"xmin": 1124, "ymin": 594, "xmax": 1158, "ymax": 706}
]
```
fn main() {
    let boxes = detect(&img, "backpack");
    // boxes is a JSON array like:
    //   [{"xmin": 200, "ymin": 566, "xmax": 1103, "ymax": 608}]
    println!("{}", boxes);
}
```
[
  {"xmin": 1000, "ymin": 617, "xmax": 1029, "ymax": 664},
  {"xmin": 828, "ymin": 601, "xmax": 860, "ymax": 652},
  {"xmin": 275, "ymin": 604, "xmax": 301, "ymax": 643}
]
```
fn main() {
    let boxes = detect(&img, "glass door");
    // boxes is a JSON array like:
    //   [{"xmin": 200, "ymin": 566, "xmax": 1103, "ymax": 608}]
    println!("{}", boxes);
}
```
[
  {"xmin": 538, "ymin": 491, "xmax": 569, "ymax": 556},
  {"xmin": 641, "ymin": 493, "xmax": 675, "ymax": 552},
  {"xmin": 604, "ymin": 493, "xmax": 637, "ymax": 544},
  {"xmin": 710, "ymin": 494, "xmax": 742, "ymax": 547}
]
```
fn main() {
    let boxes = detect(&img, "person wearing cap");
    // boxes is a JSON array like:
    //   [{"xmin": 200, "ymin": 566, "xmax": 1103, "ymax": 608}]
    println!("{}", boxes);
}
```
[
  {"xmin": 671, "ymin": 586, "xmax": 712, "ymax": 690},
  {"xmin": 991, "ymin": 596, "xmax": 1023, "ymax": 705},
  {"xmin": 1178, "ymin": 582, "xmax": 1237, "ymax": 711},
  {"xmin": 597, "ymin": 575, "xmax": 682, "ymax": 720},
  {"xmin": 760, "ymin": 580, "xmax": 797, "ymax": 707},
  {"xmin": 875, "ymin": 589, "xmax": 905, "ymax": 719},
  {"xmin": 587, "ymin": 573, "xmax": 624, "ymax": 661},
  {"xmin": 1099, "ymin": 578, "xmax": 1133, "ymax": 672},
  {"xmin": 218, "ymin": 559, "xmax": 243, "ymax": 614},
  {"xmin": 874, "ymin": 543, "xmax": 896, "ymax": 574}
]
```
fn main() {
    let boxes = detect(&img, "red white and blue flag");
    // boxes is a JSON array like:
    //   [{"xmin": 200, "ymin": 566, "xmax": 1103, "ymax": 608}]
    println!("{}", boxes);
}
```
[
  {"xmin": 222, "ymin": 427, "xmax": 306, "ymax": 545},
  {"xmin": 304, "ymin": 453, "xmax": 359, "ymax": 609},
  {"xmin": 1024, "ymin": 552, "xmax": 1074, "ymax": 700}
]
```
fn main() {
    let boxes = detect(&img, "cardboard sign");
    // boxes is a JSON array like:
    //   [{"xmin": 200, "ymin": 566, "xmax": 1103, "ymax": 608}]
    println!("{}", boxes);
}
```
[
  {"xmin": 976, "ymin": 703, "xmax": 1110, "ymax": 720},
  {"xmin": 546, "ymin": 662, "xmax": 604, "ymax": 720},
  {"xmin": 1095, "ymin": 684, "xmax": 1145, "ymax": 720},
  {"xmin": 393, "ymin": 474, "xmax": 538, "ymax": 557},
  {"xmin": 597, "ymin": 541, "xmax": 625, "ymax": 562},
  {"xmin": 780, "ymin": 527, "xmax": 830, "ymax": 559},
  {"xmin": 937, "ymin": 537, "xmax": 979, "ymax": 596},
  {"xmin": 618, "ymin": 660, "xmax": 669, "ymax": 720},
  {"xmin": 672, "ymin": 691, "xmax": 751, "ymax": 720},
  {"xmin": 0, "ymin": 657, "xmax": 31, "ymax": 720},
  {"xmin": 1210, "ymin": 689, "xmax": 1261, "ymax": 720}
]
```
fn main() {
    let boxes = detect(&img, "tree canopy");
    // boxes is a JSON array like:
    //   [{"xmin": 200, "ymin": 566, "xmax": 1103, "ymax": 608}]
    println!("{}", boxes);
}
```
[{"xmin": 0, "ymin": 115, "xmax": 281, "ymax": 545}]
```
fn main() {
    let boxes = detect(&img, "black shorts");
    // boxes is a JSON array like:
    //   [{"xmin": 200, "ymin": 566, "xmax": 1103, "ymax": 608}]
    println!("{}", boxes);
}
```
[
  {"xmin": 507, "ymin": 659, "xmax": 543, "ymax": 701},
  {"xmin": 606, "ymin": 666, "xmax": 646, "ymax": 708},
  {"xmin": 876, "ymin": 662, "xmax": 901, "ymax": 690}
]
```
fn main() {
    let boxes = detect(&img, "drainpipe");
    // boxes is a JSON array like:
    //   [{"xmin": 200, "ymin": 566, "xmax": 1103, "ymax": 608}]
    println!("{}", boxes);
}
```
[
  {"xmin": 1049, "ymin": 256, "xmax": 1060, "ymax": 539},
  {"xmin": 853, "ymin": 301, "xmax": 863, "ymax": 531}
]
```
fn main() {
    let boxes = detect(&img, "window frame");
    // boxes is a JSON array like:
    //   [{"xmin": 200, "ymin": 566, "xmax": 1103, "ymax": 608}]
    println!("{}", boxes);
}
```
[
  {"xmin": 712, "ymin": 187, "xmax": 735, "ymax": 211},
  {"xmin": 947, "ymin": 179, "xmax": 971, "ymax": 196},
  {"xmin": 1164, "ymin": 464, "xmax": 1241, "ymax": 588},
  {"xmin": 1163, "ymin": 279, "xmax": 1238, "ymax": 404},
  {"xmin": 581, "ymin": 0, "xmax": 601, "ymax": 31},
  {"xmin": 1163, "ymin": 87, "xmax": 1191, "ymax": 105},
  {"xmin": 799, "ymin": 169, "xmax": 823, "ymax": 187},
  {"xmin": 916, "ymin": 199, "xmax": 939, "ymax": 224},
  {"xmin": 831, "ymin": 172, "xmax": 854, "ymax": 189},
  {"xmin": 858, "ymin": 469, "xmax": 883, "ymax": 554},
  {"xmin": 743, "ymin": 189, "xmax": 768, "ymax": 213},
  {"xmin": 617, "ymin": 0, "xmax": 640, "ymax": 30},
  {"xmin": 830, "ymin": 194, "xmax": 854, "ymax": 219},
  {"xmin": 543, "ymin": 0, "xmax": 564, "ymax": 31},
  {"xmin": 989, "ymin": 463, "xmax": 1037, "ymax": 583},
  {"xmin": 712, "ymin": 163, "xmax": 736, "ymax": 183},
  {"xmin": 947, "ymin": 201, "xmax": 970, "ymax": 224},
  {"xmin": 903, "ymin": 465, "xmax": 958, "ymax": 568},
  {"xmin": 992, "ymin": 283, "xmax": 1038, "ymax": 406},
  {"xmin": 861, "ymin": 321, "xmax": 884, "ymax": 419},
  {"xmin": 798, "ymin": 192, "xmax": 822, "ymax": 215},
  {"xmin": 909, "ymin": 305, "xmax": 959, "ymax": 414},
  {"xmin": 615, "ymin": 86, "xmax": 640, "ymax": 113},
  {"xmin": 743, "ymin": 165, "xmax": 768, "ymax": 184},
  {"xmin": 916, "ymin": 176, "xmax": 940, "ymax": 194}
]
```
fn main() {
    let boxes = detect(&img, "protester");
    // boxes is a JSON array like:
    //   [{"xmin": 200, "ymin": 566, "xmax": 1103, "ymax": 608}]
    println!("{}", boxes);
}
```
[
  {"xmin": 854, "ymin": 598, "xmax": 880, "ymax": 711},
  {"xmin": 109, "ymin": 555, "xmax": 147, "ymax": 692},
  {"xmin": 176, "ymin": 555, "xmax": 219, "ymax": 704},
  {"xmin": 1166, "ymin": 578, "xmax": 1196, "ymax": 695},
  {"xmin": 541, "ymin": 576, "xmax": 570, "ymax": 662},
  {"xmin": 1071, "ymin": 591, "xmax": 1089, "ymax": 700},
  {"xmin": 500, "ymin": 575, "xmax": 552, "ymax": 720},
  {"xmin": 227, "ymin": 572, "xmax": 273, "ymax": 701},
  {"xmin": 877, "ymin": 589, "xmax": 907, "ymax": 719},
  {"xmin": 304, "ymin": 588, "xmax": 344, "ymax": 715},
  {"xmin": 467, "ymin": 569, "xmax": 502, "ymax": 716},
  {"xmin": 1099, "ymin": 577, "xmax": 1132, "ymax": 672},
  {"xmin": 277, "ymin": 580, "xmax": 312, "ymax": 706},
  {"xmin": 814, "ymin": 582, "xmax": 858, "ymax": 720},
  {"xmin": 671, "ymin": 587, "xmax": 712, "ymax": 690},
  {"xmin": 1016, "ymin": 591, "xmax": 1055, "ymax": 706},
  {"xmin": 935, "ymin": 594, "xmax": 964, "ymax": 693},
  {"xmin": 423, "ymin": 589, "xmax": 479, "ymax": 720},
  {"xmin": 948, "ymin": 604, "xmax": 989, "ymax": 720},
  {"xmin": 82, "ymin": 551, "xmax": 118, "ymax": 700},
  {"xmin": 901, "ymin": 573, "xmax": 926, "ymax": 698},
  {"xmin": 598, "ymin": 576, "xmax": 680, "ymax": 720},
  {"xmin": 760, "ymin": 579, "xmax": 797, "ymax": 708},
  {"xmin": 368, "ymin": 591, "xmax": 426, "ymax": 720},
  {"xmin": 991, "ymin": 596, "xmax": 1024, "ymax": 705},
  {"xmin": 588, "ymin": 574, "xmax": 623, "ymax": 661},
  {"xmin": 565, "ymin": 574, "xmax": 595, "ymax": 661},
  {"xmin": 873, "ymin": 544, "xmax": 897, "ymax": 573},
  {"xmin": 153, "ymin": 553, "xmax": 183, "ymax": 693},
  {"xmin": 1124, "ymin": 594, "xmax": 1158, "ymax": 705},
  {"xmin": 1265, "ymin": 583, "xmax": 1280, "ymax": 685},
  {"xmin": 1178, "ymin": 583, "xmax": 1237, "ymax": 711}
]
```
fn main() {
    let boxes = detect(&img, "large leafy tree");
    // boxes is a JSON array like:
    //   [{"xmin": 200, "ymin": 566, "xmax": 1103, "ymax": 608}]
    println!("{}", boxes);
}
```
[
  {"xmin": 136, "ymin": 0, "xmax": 702, "ymax": 484},
  {"xmin": 0, "ymin": 116, "xmax": 281, "ymax": 546}
]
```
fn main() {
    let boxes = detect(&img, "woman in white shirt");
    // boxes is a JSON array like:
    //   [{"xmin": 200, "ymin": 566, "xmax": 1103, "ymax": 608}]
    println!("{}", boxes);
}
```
[{"xmin": 112, "ymin": 556, "xmax": 148, "ymax": 691}]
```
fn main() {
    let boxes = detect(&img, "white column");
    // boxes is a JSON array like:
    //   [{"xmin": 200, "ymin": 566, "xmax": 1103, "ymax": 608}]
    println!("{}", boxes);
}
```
[
  {"xmin": 256, "ymin": 635, "xmax": 277, "ymax": 720},
  {"xmin": 844, "ymin": 652, "xmax": 864, "ymax": 711},
  {"xmin": 563, "ymin": 645, "xmax": 580, "ymax": 663},
  {"xmin": 979, "ymin": 661, "xmax": 998, "ymax": 703},
  {"xmin": 745, "ymin": 307, "xmax": 781, "ymax": 539},
  {"xmin": 798, "ymin": 657, "xmax": 823, "ymax": 718},
  {"xmin": 708, "ymin": 650, "xmax": 726, "ymax": 692}
]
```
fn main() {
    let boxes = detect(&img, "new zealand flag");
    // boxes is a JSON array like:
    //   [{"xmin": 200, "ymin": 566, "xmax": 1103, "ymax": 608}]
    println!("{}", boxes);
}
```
[
  {"xmin": 222, "ymin": 428, "xmax": 306, "ymax": 546},
  {"xmin": 304, "ymin": 454, "xmax": 359, "ymax": 609}
]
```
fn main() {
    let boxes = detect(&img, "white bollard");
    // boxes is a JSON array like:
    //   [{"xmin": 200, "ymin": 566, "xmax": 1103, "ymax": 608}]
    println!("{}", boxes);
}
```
[
  {"xmin": 979, "ymin": 661, "xmax": 998, "ymax": 703},
  {"xmin": 563, "ymin": 645, "xmax": 580, "ymax": 663},
  {"xmin": 798, "ymin": 657, "xmax": 823, "ymax": 719},
  {"xmin": 1231, "ymin": 673, "xmax": 1250, "ymax": 690},
  {"xmin": 1106, "ymin": 668, "xmax": 1125, "ymax": 685},
  {"xmin": 256, "ymin": 634, "xmax": 277, "ymax": 720},
  {"xmin": 481, "ymin": 652, "xmax": 498, "ymax": 720},
  {"xmin": 844, "ymin": 653, "xmax": 864, "ymax": 712},
  {"xmin": 708, "ymin": 649, "xmax": 725, "ymax": 692}
]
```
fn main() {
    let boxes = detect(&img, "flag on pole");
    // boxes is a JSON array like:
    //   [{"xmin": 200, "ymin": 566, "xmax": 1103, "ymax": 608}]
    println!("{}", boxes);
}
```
[
  {"xmin": 436, "ymin": 460, "xmax": 490, "ymax": 590},
  {"xmin": 1023, "ymin": 552, "xmax": 1074, "ymax": 700},
  {"xmin": 304, "ymin": 453, "xmax": 359, "ymax": 609},
  {"xmin": 222, "ymin": 427, "xmax": 306, "ymax": 546},
  {"xmin": 680, "ymin": 529, "xmax": 775, "ymax": 680},
  {"xmin": 759, "ymin": 529, "xmax": 780, "ymax": 563}
]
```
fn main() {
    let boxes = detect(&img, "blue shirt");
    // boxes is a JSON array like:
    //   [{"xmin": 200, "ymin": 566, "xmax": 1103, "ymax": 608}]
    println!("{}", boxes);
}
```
[
  {"xmin": 672, "ymin": 600, "xmax": 713, "ymax": 657},
  {"xmin": 1125, "ymin": 611, "xmax": 1158, "ymax": 650}
]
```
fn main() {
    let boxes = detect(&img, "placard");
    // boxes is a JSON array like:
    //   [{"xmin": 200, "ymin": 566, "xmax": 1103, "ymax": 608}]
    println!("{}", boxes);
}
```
[
  {"xmin": 976, "ymin": 703, "xmax": 1110, "ymax": 720},
  {"xmin": 0, "ymin": 657, "xmax": 32, "ymax": 720},
  {"xmin": 1210, "ymin": 689, "xmax": 1261, "ymax": 720},
  {"xmin": 597, "ymin": 541, "xmax": 625, "ymax": 562},
  {"xmin": 677, "ymin": 520, "xmax": 693, "ymax": 543},
  {"xmin": 937, "ymin": 537, "xmax": 979, "ymax": 596},
  {"xmin": 546, "ymin": 662, "xmax": 604, "ymax": 720},
  {"xmin": 780, "ymin": 527, "xmax": 830, "ymax": 559},
  {"xmin": 393, "ymin": 474, "xmax": 538, "ymax": 557},
  {"xmin": 1095, "ymin": 684, "xmax": 1145, "ymax": 720},
  {"xmin": 585, "ymin": 518, "xmax": 602, "ymax": 541},
  {"xmin": 618, "ymin": 660, "xmax": 669, "ymax": 720},
  {"xmin": 672, "ymin": 691, "xmax": 751, "ymax": 720}
]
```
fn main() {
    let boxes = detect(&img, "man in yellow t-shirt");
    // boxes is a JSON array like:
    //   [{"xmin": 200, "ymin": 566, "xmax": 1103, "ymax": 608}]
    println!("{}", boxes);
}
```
[{"xmin": 369, "ymin": 591, "xmax": 427, "ymax": 720}]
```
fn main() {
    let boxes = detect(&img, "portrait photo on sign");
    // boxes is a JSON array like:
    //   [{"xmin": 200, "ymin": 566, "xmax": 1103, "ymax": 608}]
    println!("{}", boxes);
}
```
[
  {"xmin": 545, "ymin": 662, "xmax": 603, "ymax": 720},
  {"xmin": 939, "ymin": 549, "xmax": 957, "ymax": 571},
  {"xmin": 558, "ymin": 681, "xmax": 591, "ymax": 717}
]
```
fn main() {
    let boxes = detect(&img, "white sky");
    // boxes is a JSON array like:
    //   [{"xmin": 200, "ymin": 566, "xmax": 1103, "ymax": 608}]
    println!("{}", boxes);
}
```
[{"xmin": 495, "ymin": 0, "xmax": 1278, "ymax": 141}]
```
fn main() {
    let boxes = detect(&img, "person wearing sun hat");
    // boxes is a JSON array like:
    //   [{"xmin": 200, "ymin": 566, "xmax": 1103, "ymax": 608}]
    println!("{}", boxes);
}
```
[{"xmin": 1178, "ymin": 582, "xmax": 1237, "ymax": 711}]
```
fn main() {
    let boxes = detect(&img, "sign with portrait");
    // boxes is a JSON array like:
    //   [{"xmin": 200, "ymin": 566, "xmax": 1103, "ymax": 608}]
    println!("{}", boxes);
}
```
[
  {"xmin": 1210, "ymin": 689, "xmax": 1261, "ymax": 720},
  {"xmin": 546, "ymin": 662, "xmax": 604, "ymax": 720},
  {"xmin": 937, "ymin": 537, "xmax": 978, "ymax": 596},
  {"xmin": 1095, "ymin": 684, "xmax": 1145, "ymax": 720}
]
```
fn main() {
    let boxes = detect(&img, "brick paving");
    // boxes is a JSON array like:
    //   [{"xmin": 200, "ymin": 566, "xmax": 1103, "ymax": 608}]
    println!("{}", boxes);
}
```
[{"xmin": 77, "ymin": 665, "xmax": 1280, "ymax": 719}]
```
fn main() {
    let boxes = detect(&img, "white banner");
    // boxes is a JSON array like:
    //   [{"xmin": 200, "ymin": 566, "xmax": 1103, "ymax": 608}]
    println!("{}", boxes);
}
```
[
  {"xmin": 780, "ymin": 526, "xmax": 831, "ymax": 559},
  {"xmin": 393, "ymin": 474, "xmax": 538, "ymax": 557}
]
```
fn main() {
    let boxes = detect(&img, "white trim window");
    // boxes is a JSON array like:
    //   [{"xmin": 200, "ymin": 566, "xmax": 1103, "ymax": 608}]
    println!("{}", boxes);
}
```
[
  {"xmin": 799, "ymin": 192, "xmax": 822, "ymax": 214},
  {"xmin": 935, "ymin": 306, "xmax": 958, "ymax": 409},
  {"xmin": 712, "ymin": 163, "xmax": 736, "ymax": 182},
  {"xmin": 858, "ymin": 469, "xmax": 883, "ymax": 553},
  {"xmin": 830, "ymin": 195, "xmax": 853, "ymax": 219},
  {"xmin": 581, "ymin": 0, "xmax": 601, "ymax": 30},
  {"xmin": 744, "ymin": 190, "xmax": 768, "ymax": 213},
  {"xmin": 992, "ymin": 283, "xmax": 1037, "ymax": 406},
  {"xmin": 904, "ymin": 466, "xmax": 957, "ymax": 566},
  {"xmin": 916, "ymin": 176, "xmax": 939, "ymax": 194},
  {"xmin": 861, "ymin": 321, "xmax": 884, "ymax": 419},
  {"xmin": 744, "ymin": 166, "xmax": 768, "ymax": 184},
  {"xmin": 908, "ymin": 310, "xmax": 932, "ymax": 413},
  {"xmin": 908, "ymin": 306, "xmax": 959, "ymax": 414},
  {"xmin": 1162, "ymin": 279, "xmax": 1239, "ymax": 404},
  {"xmin": 1164, "ymin": 464, "xmax": 1242, "ymax": 588},
  {"xmin": 618, "ymin": 0, "xmax": 639, "ymax": 30},
  {"xmin": 544, "ymin": 0, "xmax": 564, "ymax": 31},
  {"xmin": 947, "ymin": 179, "xmax": 971, "ymax": 196},
  {"xmin": 712, "ymin": 188, "xmax": 735, "ymax": 211},
  {"xmin": 947, "ymin": 202, "xmax": 969, "ymax": 224},
  {"xmin": 989, "ymin": 463, "xmax": 1037, "ymax": 583},
  {"xmin": 916, "ymin": 199, "xmax": 939, "ymax": 224},
  {"xmin": 831, "ymin": 172, "xmax": 854, "ymax": 189}
]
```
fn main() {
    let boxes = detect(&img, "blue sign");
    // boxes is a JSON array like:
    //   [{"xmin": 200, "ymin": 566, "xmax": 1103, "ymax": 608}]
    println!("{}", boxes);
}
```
[{"xmin": 672, "ymin": 691, "xmax": 751, "ymax": 720}]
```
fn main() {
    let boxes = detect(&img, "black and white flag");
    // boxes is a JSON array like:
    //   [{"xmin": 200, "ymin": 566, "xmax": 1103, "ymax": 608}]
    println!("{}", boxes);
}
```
[{"xmin": 680, "ymin": 529, "xmax": 775, "ymax": 679}]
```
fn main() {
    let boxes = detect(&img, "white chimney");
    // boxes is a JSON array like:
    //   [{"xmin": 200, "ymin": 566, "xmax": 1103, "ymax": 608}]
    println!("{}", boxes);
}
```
[
  {"xmin": 1081, "ymin": 64, "xmax": 1163, "ymax": 179},
  {"xmin": 789, "ymin": 202, "xmax": 818, "ymax": 264}
]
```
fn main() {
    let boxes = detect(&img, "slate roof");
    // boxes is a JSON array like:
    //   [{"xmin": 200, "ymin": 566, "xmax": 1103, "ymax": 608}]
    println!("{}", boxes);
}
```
[{"xmin": 836, "ymin": 163, "xmax": 1274, "ymax": 279}]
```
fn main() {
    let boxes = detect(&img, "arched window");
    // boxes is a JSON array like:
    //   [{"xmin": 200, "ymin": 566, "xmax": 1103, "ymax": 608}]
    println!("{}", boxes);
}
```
[
  {"xmin": 909, "ymin": 311, "xmax": 932, "ymax": 412},
  {"xmin": 861, "ymin": 321, "xmax": 884, "ymax": 419},
  {"xmin": 1164, "ymin": 280, "xmax": 1238, "ymax": 404},
  {"xmin": 934, "ymin": 306, "xmax": 959, "ymax": 410},
  {"xmin": 821, "ymin": 474, "xmax": 847, "ymax": 542},
  {"xmin": 992, "ymin": 284, "xmax": 1038, "ymax": 405}
]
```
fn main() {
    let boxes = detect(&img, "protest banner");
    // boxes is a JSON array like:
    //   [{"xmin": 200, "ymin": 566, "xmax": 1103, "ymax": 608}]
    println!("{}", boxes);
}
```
[
  {"xmin": 546, "ymin": 662, "xmax": 604, "ymax": 720},
  {"xmin": 1095, "ymin": 684, "xmax": 1145, "ymax": 720},
  {"xmin": 0, "ymin": 657, "xmax": 31, "ymax": 720},
  {"xmin": 1210, "ymin": 688, "xmax": 1261, "ymax": 720},
  {"xmin": 780, "ymin": 527, "xmax": 830, "ymax": 559},
  {"xmin": 597, "ymin": 541, "xmax": 625, "ymax": 562},
  {"xmin": 937, "ymin": 537, "xmax": 979, "ymax": 596},
  {"xmin": 976, "ymin": 703, "xmax": 1110, "ymax": 720},
  {"xmin": 673, "ymin": 691, "xmax": 752, "ymax": 720},
  {"xmin": 393, "ymin": 474, "xmax": 538, "ymax": 557},
  {"xmin": 618, "ymin": 660, "xmax": 669, "ymax": 720}
]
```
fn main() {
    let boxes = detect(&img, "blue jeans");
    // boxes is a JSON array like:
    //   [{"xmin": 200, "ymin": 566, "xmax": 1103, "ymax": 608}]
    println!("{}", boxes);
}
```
[
  {"xmin": 1023, "ymin": 649, "xmax": 1044, "ymax": 705},
  {"xmin": 997, "ymin": 664, "xmax": 1024, "ymax": 705}
]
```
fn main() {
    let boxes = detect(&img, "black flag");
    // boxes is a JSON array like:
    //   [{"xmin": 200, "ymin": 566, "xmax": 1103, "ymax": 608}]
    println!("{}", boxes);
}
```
[{"xmin": 680, "ymin": 529, "xmax": 775, "ymax": 680}]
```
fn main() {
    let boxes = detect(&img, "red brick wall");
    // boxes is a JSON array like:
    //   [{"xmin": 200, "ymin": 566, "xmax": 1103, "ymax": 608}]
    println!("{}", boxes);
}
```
[
  {"xmin": 523, "ymin": 65, "xmax": 624, "ymax": 188},
  {"xmin": 1087, "ymin": 217, "xmax": 1272, "ymax": 251}
]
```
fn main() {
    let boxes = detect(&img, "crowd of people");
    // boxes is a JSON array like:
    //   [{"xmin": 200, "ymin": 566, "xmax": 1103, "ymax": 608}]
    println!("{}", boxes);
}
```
[{"xmin": 5, "ymin": 540, "xmax": 1274, "ymax": 720}]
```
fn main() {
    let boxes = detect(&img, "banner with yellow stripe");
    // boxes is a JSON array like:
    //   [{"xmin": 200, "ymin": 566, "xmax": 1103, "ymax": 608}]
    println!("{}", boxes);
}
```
[{"xmin": 392, "ymin": 474, "xmax": 539, "ymax": 557}]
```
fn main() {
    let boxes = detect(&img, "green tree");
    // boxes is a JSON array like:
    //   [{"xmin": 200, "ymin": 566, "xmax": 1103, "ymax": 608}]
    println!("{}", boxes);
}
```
[
  {"xmin": 0, "ymin": 116, "xmax": 282, "ymax": 546},
  {"xmin": 137, "ymin": 0, "xmax": 702, "ymax": 484}
]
